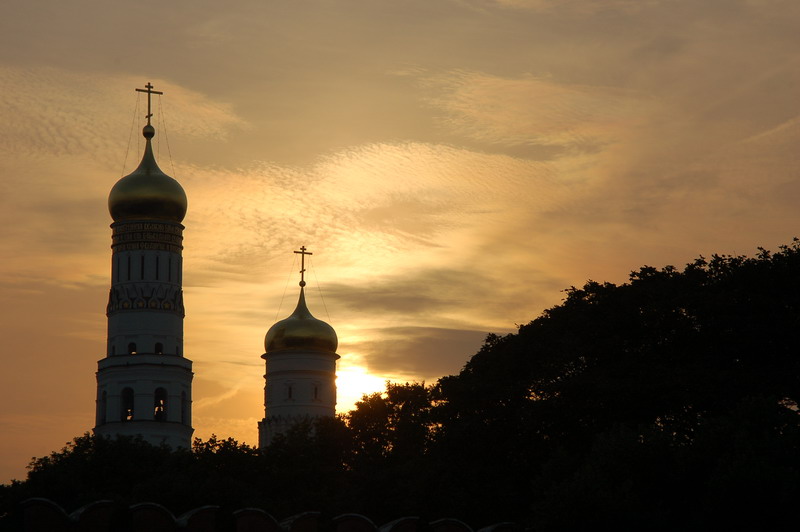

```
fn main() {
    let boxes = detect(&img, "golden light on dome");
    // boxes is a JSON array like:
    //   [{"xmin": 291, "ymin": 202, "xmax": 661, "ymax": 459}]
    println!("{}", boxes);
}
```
[
  {"xmin": 108, "ymin": 124, "xmax": 187, "ymax": 223},
  {"xmin": 108, "ymin": 83, "xmax": 187, "ymax": 223},
  {"xmin": 264, "ymin": 246, "xmax": 338, "ymax": 354},
  {"xmin": 264, "ymin": 287, "xmax": 338, "ymax": 353}
]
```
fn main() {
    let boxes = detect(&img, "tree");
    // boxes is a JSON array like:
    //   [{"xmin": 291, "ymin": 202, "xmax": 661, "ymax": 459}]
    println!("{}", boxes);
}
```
[
  {"xmin": 432, "ymin": 241, "xmax": 800, "ymax": 528},
  {"xmin": 5, "ymin": 241, "xmax": 800, "ymax": 529}
]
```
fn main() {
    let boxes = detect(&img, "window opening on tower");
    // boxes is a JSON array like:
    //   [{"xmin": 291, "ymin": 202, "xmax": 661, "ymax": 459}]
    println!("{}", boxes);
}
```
[
  {"xmin": 154, "ymin": 388, "xmax": 167, "ymax": 421},
  {"xmin": 128, "ymin": 342, "xmax": 137, "ymax": 355},
  {"xmin": 155, "ymin": 342, "xmax": 163, "ymax": 355},
  {"xmin": 99, "ymin": 391, "xmax": 107, "ymax": 424},
  {"xmin": 155, "ymin": 255, "xmax": 159, "ymax": 280},
  {"xmin": 127, "ymin": 256, "xmax": 131, "ymax": 281},
  {"xmin": 121, "ymin": 388, "xmax": 134, "ymax": 421},
  {"xmin": 140, "ymin": 255, "xmax": 145, "ymax": 280},
  {"xmin": 181, "ymin": 391, "xmax": 187, "ymax": 424}
]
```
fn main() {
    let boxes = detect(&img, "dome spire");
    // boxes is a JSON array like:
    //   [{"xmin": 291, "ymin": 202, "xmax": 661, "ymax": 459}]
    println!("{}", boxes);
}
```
[
  {"xmin": 108, "ymin": 82, "xmax": 187, "ymax": 223},
  {"xmin": 264, "ymin": 247, "xmax": 338, "ymax": 353},
  {"xmin": 135, "ymin": 82, "xmax": 163, "ymax": 126},
  {"xmin": 294, "ymin": 245, "xmax": 313, "ymax": 288}
]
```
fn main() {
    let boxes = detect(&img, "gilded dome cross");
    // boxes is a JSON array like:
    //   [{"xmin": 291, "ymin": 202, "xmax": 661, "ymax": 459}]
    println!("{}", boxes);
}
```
[
  {"xmin": 135, "ymin": 82, "xmax": 163, "ymax": 126},
  {"xmin": 293, "ymin": 246, "xmax": 313, "ymax": 287}
]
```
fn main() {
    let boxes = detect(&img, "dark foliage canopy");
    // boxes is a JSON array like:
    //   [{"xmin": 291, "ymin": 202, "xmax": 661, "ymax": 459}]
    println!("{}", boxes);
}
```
[{"xmin": 4, "ymin": 242, "xmax": 800, "ymax": 530}]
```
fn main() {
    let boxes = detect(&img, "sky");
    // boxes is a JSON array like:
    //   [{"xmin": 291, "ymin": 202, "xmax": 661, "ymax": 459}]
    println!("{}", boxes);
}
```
[{"xmin": 2, "ymin": 0, "xmax": 800, "ymax": 483}]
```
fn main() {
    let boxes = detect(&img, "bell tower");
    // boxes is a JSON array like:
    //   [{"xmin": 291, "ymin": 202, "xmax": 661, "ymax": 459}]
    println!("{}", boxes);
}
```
[
  {"xmin": 258, "ymin": 247, "xmax": 339, "ymax": 448},
  {"xmin": 93, "ymin": 83, "xmax": 194, "ymax": 448}
]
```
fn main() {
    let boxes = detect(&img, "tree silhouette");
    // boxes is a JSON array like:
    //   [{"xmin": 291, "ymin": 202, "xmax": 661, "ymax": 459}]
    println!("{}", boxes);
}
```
[{"xmin": 4, "ymin": 242, "xmax": 800, "ymax": 529}]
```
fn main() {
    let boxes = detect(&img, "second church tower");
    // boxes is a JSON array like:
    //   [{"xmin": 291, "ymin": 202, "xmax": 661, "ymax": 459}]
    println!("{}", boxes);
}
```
[{"xmin": 258, "ymin": 247, "xmax": 338, "ymax": 448}]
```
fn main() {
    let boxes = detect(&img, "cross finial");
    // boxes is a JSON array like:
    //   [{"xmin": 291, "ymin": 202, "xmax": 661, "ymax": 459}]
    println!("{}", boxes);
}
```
[
  {"xmin": 293, "ymin": 246, "xmax": 313, "ymax": 287},
  {"xmin": 135, "ymin": 82, "xmax": 164, "ymax": 126}
]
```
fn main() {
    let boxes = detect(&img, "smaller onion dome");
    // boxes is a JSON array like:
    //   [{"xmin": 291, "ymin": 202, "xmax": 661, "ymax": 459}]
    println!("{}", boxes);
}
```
[
  {"xmin": 265, "ymin": 288, "xmax": 338, "ymax": 353},
  {"xmin": 108, "ymin": 125, "xmax": 187, "ymax": 223}
]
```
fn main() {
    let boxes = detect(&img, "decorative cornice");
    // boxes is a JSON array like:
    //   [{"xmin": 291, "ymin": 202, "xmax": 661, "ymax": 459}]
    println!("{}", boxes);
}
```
[
  {"xmin": 262, "ymin": 350, "xmax": 341, "ymax": 360},
  {"xmin": 111, "ymin": 221, "xmax": 184, "ymax": 254},
  {"xmin": 264, "ymin": 368, "xmax": 336, "ymax": 377},
  {"xmin": 263, "ymin": 413, "xmax": 321, "ymax": 425},
  {"xmin": 97, "ymin": 354, "xmax": 193, "ymax": 370},
  {"xmin": 107, "ymin": 283, "xmax": 185, "ymax": 316}
]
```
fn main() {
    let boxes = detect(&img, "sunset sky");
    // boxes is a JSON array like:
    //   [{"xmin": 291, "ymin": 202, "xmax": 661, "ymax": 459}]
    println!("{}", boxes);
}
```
[{"xmin": 2, "ymin": 0, "xmax": 800, "ymax": 483}]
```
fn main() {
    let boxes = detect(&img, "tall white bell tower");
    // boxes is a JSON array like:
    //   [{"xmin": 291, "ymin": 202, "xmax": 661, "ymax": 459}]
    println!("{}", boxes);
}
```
[
  {"xmin": 258, "ymin": 247, "xmax": 339, "ymax": 448},
  {"xmin": 93, "ymin": 83, "xmax": 194, "ymax": 448}
]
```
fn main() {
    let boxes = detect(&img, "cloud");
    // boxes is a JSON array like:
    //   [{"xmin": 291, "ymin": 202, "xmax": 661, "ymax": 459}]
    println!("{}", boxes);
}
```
[
  {"xmin": 346, "ymin": 326, "xmax": 493, "ymax": 378},
  {"xmin": 488, "ymin": 0, "xmax": 660, "ymax": 12},
  {"xmin": 170, "ymin": 137, "xmax": 573, "ymax": 393},
  {"xmin": 0, "ymin": 66, "xmax": 245, "ymax": 167},
  {"xmin": 326, "ymin": 267, "xmax": 520, "ymax": 327},
  {"xmin": 425, "ymin": 71, "xmax": 648, "ymax": 150}
]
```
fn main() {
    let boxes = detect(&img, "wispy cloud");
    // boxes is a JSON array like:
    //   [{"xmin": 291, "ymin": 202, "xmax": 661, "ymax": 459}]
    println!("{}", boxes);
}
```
[
  {"xmin": 348, "ymin": 326, "xmax": 494, "ymax": 377},
  {"xmin": 425, "ymin": 70, "xmax": 648, "ymax": 150},
  {"xmin": 0, "ymin": 67, "xmax": 244, "ymax": 166}
]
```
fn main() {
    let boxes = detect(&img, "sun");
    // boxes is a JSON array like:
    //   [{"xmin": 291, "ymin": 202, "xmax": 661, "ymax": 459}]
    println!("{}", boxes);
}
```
[{"xmin": 335, "ymin": 362, "xmax": 388, "ymax": 414}]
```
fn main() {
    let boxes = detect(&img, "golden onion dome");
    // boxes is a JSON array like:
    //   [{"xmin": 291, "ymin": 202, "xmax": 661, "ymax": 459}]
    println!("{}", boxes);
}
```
[
  {"xmin": 265, "ymin": 288, "xmax": 338, "ymax": 353},
  {"xmin": 108, "ymin": 124, "xmax": 187, "ymax": 223}
]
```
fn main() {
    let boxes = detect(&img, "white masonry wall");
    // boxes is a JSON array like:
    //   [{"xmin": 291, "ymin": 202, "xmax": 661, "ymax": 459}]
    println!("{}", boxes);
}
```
[
  {"xmin": 95, "ymin": 220, "xmax": 193, "ymax": 449},
  {"xmin": 259, "ymin": 348, "xmax": 338, "ymax": 447}
]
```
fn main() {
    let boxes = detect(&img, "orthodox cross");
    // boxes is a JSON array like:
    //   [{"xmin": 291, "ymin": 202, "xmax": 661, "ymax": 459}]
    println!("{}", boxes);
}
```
[
  {"xmin": 294, "ymin": 246, "xmax": 313, "ymax": 287},
  {"xmin": 135, "ymin": 82, "xmax": 163, "ymax": 125}
]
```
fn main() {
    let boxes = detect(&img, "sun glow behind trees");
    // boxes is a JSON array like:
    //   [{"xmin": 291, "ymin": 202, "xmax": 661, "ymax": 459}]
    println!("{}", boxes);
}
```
[{"xmin": 335, "ymin": 363, "xmax": 390, "ymax": 413}]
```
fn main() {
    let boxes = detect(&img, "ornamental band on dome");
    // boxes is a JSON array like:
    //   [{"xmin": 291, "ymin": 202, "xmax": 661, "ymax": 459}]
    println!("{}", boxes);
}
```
[{"xmin": 111, "ymin": 222, "xmax": 184, "ymax": 254}]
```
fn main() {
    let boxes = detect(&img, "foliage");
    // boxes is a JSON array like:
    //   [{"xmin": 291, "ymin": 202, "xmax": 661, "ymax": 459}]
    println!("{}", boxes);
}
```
[{"xmin": 4, "ymin": 241, "xmax": 800, "ymax": 528}]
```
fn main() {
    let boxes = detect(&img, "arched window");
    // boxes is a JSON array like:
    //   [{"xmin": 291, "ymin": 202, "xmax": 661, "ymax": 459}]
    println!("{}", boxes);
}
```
[
  {"xmin": 121, "ymin": 388, "xmax": 134, "ymax": 421},
  {"xmin": 111, "ymin": 345, "xmax": 116, "ymax": 356},
  {"xmin": 313, "ymin": 385, "xmax": 319, "ymax": 400},
  {"xmin": 128, "ymin": 342, "xmax": 137, "ymax": 355},
  {"xmin": 155, "ymin": 342, "xmax": 163, "ymax": 355},
  {"xmin": 99, "ymin": 391, "xmax": 107, "ymax": 424},
  {"xmin": 154, "ymin": 388, "xmax": 167, "ymax": 421},
  {"xmin": 181, "ymin": 391, "xmax": 188, "ymax": 424},
  {"xmin": 287, "ymin": 385, "xmax": 293, "ymax": 400},
  {"xmin": 176, "ymin": 345, "xmax": 180, "ymax": 357}
]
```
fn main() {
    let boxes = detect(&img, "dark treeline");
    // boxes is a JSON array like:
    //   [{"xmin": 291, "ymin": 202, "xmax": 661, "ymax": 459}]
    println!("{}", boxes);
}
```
[{"xmin": 3, "ymin": 242, "xmax": 800, "ymax": 530}]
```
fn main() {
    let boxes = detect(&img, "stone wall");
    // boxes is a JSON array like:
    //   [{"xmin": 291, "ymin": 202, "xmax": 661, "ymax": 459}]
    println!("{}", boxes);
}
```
[{"xmin": 15, "ymin": 498, "xmax": 516, "ymax": 532}]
